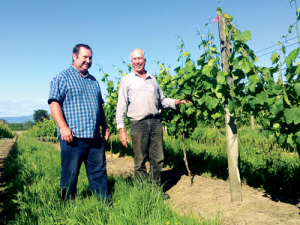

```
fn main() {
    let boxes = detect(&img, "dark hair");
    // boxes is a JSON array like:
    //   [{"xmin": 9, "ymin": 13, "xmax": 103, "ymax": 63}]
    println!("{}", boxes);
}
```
[{"xmin": 72, "ymin": 44, "xmax": 92, "ymax": 58}]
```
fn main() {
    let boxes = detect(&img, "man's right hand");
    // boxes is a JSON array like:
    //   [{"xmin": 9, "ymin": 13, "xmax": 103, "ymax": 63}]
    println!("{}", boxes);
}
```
[
  {"xmin": 119, "ymin": 128, "xmax": 129, "ymax": 148},
  {"xmin": 60, "ymin": 125, "xmax": 74, "ymax": 143}
]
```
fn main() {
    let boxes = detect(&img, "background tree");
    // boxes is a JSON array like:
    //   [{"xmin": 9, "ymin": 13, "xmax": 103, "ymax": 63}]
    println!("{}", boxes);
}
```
[
  {"xmin": 0, "ymin": 119, "xmax": 8, "ymax": 124},
  {"xmin": 33, "ymin": 109, "xmax": 50, "ymax": 124}
]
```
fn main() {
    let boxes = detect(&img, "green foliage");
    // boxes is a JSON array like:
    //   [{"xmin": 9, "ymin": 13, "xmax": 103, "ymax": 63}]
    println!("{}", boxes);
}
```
[
  {"xmin": 225, "ymin": 3, "xmax": 300, "ymax": 152},
  {"xmin": 23, "ymin": 118, "xmax": 57, "ymax": 138},
  {"xmin": 33, "ymin": 109, "xmax": 50, "ymax": 124},
  {"xmin": 156, "ymin": 33, "xmax": 224, "ymax": 140},
  {"xmin": 0, "ymin": 122, "xmax": 15, "ymax": 138},
  {"xmin": 100, "ymin": 62, "xmax": 131, "ymax": 135},
  {"xmin": 8, "ymin": 121, "xmax": 35, "ymax": 131}
]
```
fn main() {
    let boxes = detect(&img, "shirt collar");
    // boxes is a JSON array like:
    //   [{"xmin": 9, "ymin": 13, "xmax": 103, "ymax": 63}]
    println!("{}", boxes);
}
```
[
  {"xmin": 70, "ymin": 65, "xmax": 90, "ymax": 78},
  {"xmin": 133, "ymin": 70, "xmax": 151, "ymax": 79}
]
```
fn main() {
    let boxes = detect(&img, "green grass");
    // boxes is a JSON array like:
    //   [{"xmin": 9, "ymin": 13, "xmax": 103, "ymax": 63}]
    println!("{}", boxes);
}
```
[
  {"xmin": 8, "ymin": 125, "xmax": 300, "ymax": 224},
  {"xmin": 1, "ymin": 136, "xmax": 221, "ymax": 225}
]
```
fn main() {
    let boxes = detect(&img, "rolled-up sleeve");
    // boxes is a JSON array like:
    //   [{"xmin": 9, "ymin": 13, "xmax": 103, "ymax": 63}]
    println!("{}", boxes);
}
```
[{"xmin": 116, "ymin": 78, "xmax": 128, "ymax": 129}]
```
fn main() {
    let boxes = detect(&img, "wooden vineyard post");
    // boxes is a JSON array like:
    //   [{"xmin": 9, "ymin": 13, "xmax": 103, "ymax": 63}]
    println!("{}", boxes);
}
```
[{"xmin": 218, "ymin": 13, "xmax": 242, "ymax": 202}]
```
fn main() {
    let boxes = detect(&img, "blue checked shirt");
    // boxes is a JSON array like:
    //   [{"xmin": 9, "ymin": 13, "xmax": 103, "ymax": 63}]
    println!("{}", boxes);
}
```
[{"xmin": 48, "ymin": 65, "xmax": 104, "ymax": 138}]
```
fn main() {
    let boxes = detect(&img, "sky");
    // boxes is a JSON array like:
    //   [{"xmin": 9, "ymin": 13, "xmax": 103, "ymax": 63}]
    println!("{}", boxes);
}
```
[{"xmin": 0, "ymin": 0, "xmax": 297, "ymax": 117}]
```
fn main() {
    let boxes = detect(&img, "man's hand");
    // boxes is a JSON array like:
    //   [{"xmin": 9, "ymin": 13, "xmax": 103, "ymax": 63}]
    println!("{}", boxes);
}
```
[
  {"xmin": 60, "ymin": 125, "xmax": 74, "ymax": 143},
  {"xmin": 175, "ymin": 99, "xmax": 191, "ymax": 105},
  {"xmin": 119, "ymin": 128, "xmax": 129, "ymax": 148},
  {"xmin": 103, "ymin": 128, "xmax": 110, "ymax": 141}
]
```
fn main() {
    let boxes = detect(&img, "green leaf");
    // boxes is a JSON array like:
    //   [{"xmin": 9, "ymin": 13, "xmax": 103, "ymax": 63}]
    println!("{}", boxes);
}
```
[
  {"xmin": 111, "ymin": 92, "xmax": 117, "ymax": 98},
  {"xmin": 232, "ymin": 69, "xmax": 245, "ymax": 80},
  {"xmin": 284, "ymin": 48, "xmax": 300, "ymax": 67},
  {"xmin": 283, "ymin": 89, "xmax": 292, "ymax": 107},
  {"xmin": 216, "ymin": 71, "xmax": 227, "ymax": 84},
  {"xmin": 211, "ymin": 112, "xmax": 221, "ymax": 119},
  {"xmin": 254, "ymin": 92, "xmax": 268, "ymax": 105},
  {"xmin": 288, "ymin": 24, "xmax": 294, "ymax": 34},
  {"xmin": 227, "ymin": 100, "xmax": 234, "ymax": 112},
  {"xmin": 243, "ymin": 30, "xmax": 251, "ymax": 42},
  {"xmin": 278, "ymin": 134, "xmax": 287, "ymax": 144},
  {"xmin": 282, "ymin": 45, "xmax": 286, "ymax": 54},
  {"xmin": 208, "ymin": 58, "xmax": 215, "ymax": 67},
  {"xmin": 202, "ymin": 65, "xmax": 213, "ymax": 77},
  {"xmin": 211, "ymin": 98, "xmax": 219, "ymax": 109},
  {"xmin": 294, "ymin": 83, "xmax": 300, "ymax": 97},
  {"xmin": 185, "ymin": 106, "xmax": 195, "ymax": 115},
  {"xmin": 284, "ymin": 107, "xmax": 300, "ymax": 125},
  {"xmin": 182, "ymin": 89, "xmax": 191, "ymax": 95},
  {"xmin": 269, "ymin": 104, "xmax": 278, "ymax": 115},
  {"xmin": 216, "ymin": 7, "xmax": 222, "ymax": 15},
  {"xmin": 185, "ymin": 60, "xmax": 194, "ymax": 72},
  {"xmin": 205, "ymin": 96, "xmax": 213, "ymax": 110},
  {"xmin": 232, "ymin": 58, "xmax": 240, "ymax": 70},
  {"xmin": 182, "ymin": 51, "xmax": 190, "ymax": 57},
  {"xmin": 238, "ymin": 58, "xmax": 252, "ymax": 73},
  {"xmin": 271, "ymin": 53, "xmax": 278, "ymax": 64},
  {"xmin": 287, "ymin": 133, "xmax": 296, "ymax": 147},
  {"xmin": 198, "ymin": 96, "xmax": 206, "ymax": 105},
  {"xmin": 275, "ymin": 97, "xmax": 284, "ymax": 111},
  {"xmin": 248, "ymin": 74, "xmax": 260, "ymax": 87},
  {"xmin": 233, "ymin": 30, "xmax": 251, "ymax": 43},
  {"xmin": 107, "ymin": 80, "xmax": 114, "ymax": 89}
]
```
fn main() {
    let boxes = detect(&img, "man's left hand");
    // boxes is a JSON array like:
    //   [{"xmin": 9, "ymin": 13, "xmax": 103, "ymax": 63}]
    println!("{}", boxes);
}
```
[{"xmin": 175, "ymin": 99, "xmax": 191, "ymax": 105}]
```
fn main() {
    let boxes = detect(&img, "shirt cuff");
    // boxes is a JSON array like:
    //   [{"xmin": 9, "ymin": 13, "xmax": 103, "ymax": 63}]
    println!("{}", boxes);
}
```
[
  {"xmin": 117, "ymin": 123, "xmax": 125, "ymax": 130},
  {"xmin": 172, "ymin": 99, "xmax": 176, "ymax": 109}
]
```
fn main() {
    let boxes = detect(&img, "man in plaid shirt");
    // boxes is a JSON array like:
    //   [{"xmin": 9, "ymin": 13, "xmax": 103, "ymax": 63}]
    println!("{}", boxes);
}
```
[{"xmin": 48, "ymin": 44, "xmax": 110, "ymax": 201}]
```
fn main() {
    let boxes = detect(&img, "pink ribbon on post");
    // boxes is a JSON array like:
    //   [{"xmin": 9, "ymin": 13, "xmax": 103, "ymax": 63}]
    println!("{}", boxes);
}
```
[{"xmin": 212, "ymin": 15, "xmax": 219, "ymax": 23}]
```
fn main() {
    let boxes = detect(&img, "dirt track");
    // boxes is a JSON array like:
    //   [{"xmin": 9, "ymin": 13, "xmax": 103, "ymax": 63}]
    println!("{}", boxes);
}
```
[{"xmin": 0, "ymin": 136, "xmax": 17, "ymax": 217}]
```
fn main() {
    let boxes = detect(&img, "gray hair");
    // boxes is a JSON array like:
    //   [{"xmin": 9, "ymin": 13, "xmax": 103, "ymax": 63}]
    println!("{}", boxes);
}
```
[{"xmin": 130, "ymin": 49, "xmax": 146, "ymax": 60}]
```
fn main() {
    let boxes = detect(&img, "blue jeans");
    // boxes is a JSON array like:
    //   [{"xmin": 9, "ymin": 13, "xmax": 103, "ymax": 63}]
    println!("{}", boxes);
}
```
[
  {"xmin": 130, "ymin": 117, "xmax": 164, "ymax": 185},
  {"xmin": 59, "ymin": 136, "xmax": 109, "ymax": 200}
]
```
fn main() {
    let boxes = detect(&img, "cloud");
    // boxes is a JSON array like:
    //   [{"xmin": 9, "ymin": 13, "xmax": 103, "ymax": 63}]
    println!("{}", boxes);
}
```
[{"xmin": 0, "ymin": 99, "xmax": 49, "ymax": 117}]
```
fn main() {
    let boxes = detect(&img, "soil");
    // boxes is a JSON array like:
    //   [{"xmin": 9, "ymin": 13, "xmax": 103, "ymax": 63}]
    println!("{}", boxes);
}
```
[
  {"xmin": 1, "ymin": 136, "xmax": 300, "ymax": 224},
  {"xmin": 0, "ymin": 136, "xmax": 17, "ymax": 217},
  {"xmin": 106, "ymin": 153, "xmax": 300, "ymax": 225}
]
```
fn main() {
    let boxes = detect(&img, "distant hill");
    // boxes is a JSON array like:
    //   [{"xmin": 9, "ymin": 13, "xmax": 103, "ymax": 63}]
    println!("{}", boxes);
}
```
[{"xmin": 0, "ymin": 115, "xmax": 34, "ymax": 123}]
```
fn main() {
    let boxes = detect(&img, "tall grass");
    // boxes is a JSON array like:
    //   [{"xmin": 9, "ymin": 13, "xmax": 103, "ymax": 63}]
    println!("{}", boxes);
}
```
[{"xmin": 1, "ymin": 137, "xmax": 221, "ymax": 224}]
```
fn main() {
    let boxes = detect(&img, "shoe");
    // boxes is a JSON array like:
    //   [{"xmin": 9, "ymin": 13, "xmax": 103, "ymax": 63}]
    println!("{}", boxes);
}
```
[{"xmin": 163, "ymin": 193, "xmax": 170, "ymax": 200}]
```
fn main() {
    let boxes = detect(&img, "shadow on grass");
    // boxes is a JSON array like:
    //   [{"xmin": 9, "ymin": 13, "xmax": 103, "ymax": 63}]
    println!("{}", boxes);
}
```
[
  {"xmin": 0, "ymin": 141, "xmax": 28, "ymax": 224},
  {"xmin": 104, "ymin": 141, "xmax": 134, "ymax": 158}
]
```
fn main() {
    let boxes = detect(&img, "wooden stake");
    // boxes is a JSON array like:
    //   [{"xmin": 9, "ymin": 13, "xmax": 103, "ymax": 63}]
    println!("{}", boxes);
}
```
[{"xmin": 218, "ymin": 13, "xmax": 242, "ymax": 202}]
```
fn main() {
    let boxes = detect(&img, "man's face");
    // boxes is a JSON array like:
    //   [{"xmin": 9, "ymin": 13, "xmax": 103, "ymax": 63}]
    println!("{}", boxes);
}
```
[
  {"xmin": 131, "ymin": 49, "xmax": 146, "ymax": 74},
  {"xmin": 72, "ymin": 47, "xmax": 92, "ymax": 74}
]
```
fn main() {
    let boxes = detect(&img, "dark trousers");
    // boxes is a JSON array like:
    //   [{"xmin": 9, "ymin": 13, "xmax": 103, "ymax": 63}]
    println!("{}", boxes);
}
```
[
  {"xmin": 59, "ymin": 136, "xmax": 109, "ymax": 200},
  {"xmin": 130, "ymin": 118, "xmax": 164, "ymax": 185}
]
